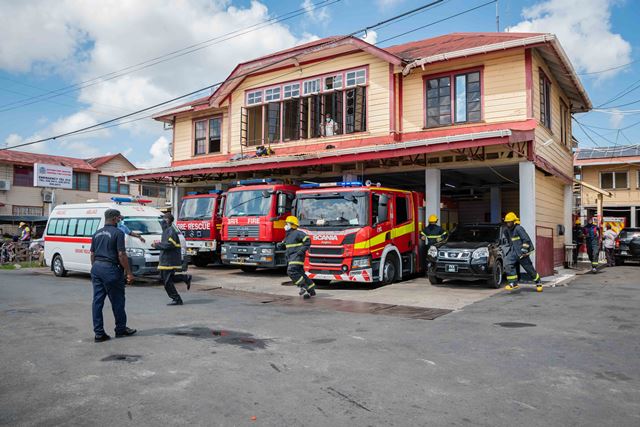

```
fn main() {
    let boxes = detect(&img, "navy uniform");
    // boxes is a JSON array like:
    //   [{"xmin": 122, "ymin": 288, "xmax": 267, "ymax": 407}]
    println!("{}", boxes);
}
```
[
  {"xmin": 154, "ymin": 213, "xmax": 191, "ymax": 305},
  {"xmin": 421, "ymin": 215, "xmax": 448, "ymax": 248},
  {"xmin": 90, "ymin": 209, "xmax": 136, "ymax": 342},
  {"xmin": 583, "ymin": 220, "xmax": 600, "ymax": 272},
  {"xmin": 503, "ymin": 212, "xmax": 542, "ymax": 292},
  {"xmin": 280, "ymin": 216, "xmax": 315, "ymax": 298}
]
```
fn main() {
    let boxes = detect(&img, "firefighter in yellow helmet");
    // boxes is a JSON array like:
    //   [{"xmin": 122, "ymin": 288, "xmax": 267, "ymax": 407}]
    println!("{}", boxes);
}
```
[
  {"xmin": 421, "ymin": 214, "xmax": 448, "ymax": 248},
  {"xmin": 503, "ymin": 212, "xmax": 542, "ymax": 293},
  {"xmin": 279, "ymin": 216, "xmax": 315, "ymax": 299}
]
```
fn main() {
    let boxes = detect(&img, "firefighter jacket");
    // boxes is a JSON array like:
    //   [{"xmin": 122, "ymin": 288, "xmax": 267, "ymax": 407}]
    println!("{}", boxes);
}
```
[
  {"xmin": 583, "ymin": 224, "xmax": 600, "ymax": 243},
  {"xmin": 572, "ymin": 225, "xmax": 584, "ymax": 244},
  {"xmin": 505, "ymin": 224, "xmax": 534, "ymax": 257},
  {"xmin": 421, "ymin": 224, "xmax": 447, "ymax": 246},
  {"xmin": 281, "ymin": 228, "xmax": 310, "ymax": 265},
  {"xmin": 155, "ymin": 222, "xmax": 183, "ymax": 270}
]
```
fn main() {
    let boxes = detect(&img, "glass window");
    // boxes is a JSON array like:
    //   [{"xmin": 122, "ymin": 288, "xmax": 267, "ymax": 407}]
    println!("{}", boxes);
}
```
[
  {"xmin": 246, "ymin": 106, "xmax": 263, "ymax": 146},
  {"xmin": 224, "ymin": 190, "xmax": 272, "ymax": 217},
  {"xmin": 72, "ymin": 172, "xmax": 90, "ymax": 191},
  {"xmin": 454, "ymin": 72, "xmax": 481, "ymax": 123},
  {"xmin": 194, "ymin": 120, "xmax": 207, "ymax": 155},
  {"xmin": 264, "ymin": 102, "xmax": 281, "ymax": 143},
  {"xmin": 283, "ymin": 98, "xmax": 300, "ymax": 142},
  {"xmin": 87, "ymin": 219, "xmax": 100, "ymax": 235},
  {"xmin": 395, "ymin": 196, "xmax": 409, "ymax": 224},
  {"xmin": 601, "ymin": 172, "xmax": 613, "ymax": 189},
  {"xmin": 209, "ymin": 117, "xmax": 221, "ymax": 153},
  {"xmin": 247, "ymin": 90, "xmax": 262, "ymax": 105},
  {"xmin": 324, "ymin": 75, "xmax": 343, "ymax": 91},
  {"xmin": 98, "ymin": 175, "xmax": 109, "ymax": 193},
  {"xmin": 68, "ymin": 219, "xmax": 78, "ymax": 236},
  {"xmin": 322, "ymin": 91, "xmax": 343, "ymax": 136},
  {"xmin": 264, "ymin": 87, "xmax": 281, "ymax": 102},
  {"xmin": 119, "ymin": 184, "xmax": 129, "ymax": 195},
  {"xmin": 179, "ymin": 196, "xmax": 216, "ymax": 220},
  {"xmin": 109, "ymin": 177, "xmax": 118, "ymax": 193},
  {"xmin": 142, "ymin": 185, "xmax": 167, "ymax": 198},
  {"xmin": 297, "ymin": 194, "xmax": 367, "ymax": 227},
  {"xmin": 601, "ymin": 172, "xmax": 628, "ymax": 189},
  {"xmin": 76, "ymin": 219, "xmax": 87, "ymax": 236},
  {"xmin": 13, "ymin": 165, "xmax": 34, "ymax": 187},
  {"xmin": 283, "ymin": 83, "xmax": 300, "ymax": 99},
  {"xmin": 615, "ymin": 172, "xmax": 628, "ymax": 189},
  {"xmin": 540, "ymin": 73, "xmax": 551, "ymax": 129},
  {"xmin": 345, "ymin": 87, "xmax": 366, "ymax": 133},
  {"xmin": 47, "ymin": 219, "xmax": 58, "ymax": 235},
  {"xmin": 303, "ymin": 79, "xmax": 320, "ymax": 95},
  {"xmin": 55, "ymin": 219, "xmax": 68, "ymax": 235},
  {"xmin": 426, "ymin": 76, "xmax": 451, "ymax": 127},
  {"xmin": 346, "ymin": 69, "xmax": 366, "ymax": 87}
]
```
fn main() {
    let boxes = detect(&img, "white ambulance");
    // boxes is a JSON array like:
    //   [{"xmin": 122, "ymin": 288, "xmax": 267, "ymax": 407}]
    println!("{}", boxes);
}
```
[{"xmin": 44, "ymin": 198, "xmax": 187, "ymax": 277}]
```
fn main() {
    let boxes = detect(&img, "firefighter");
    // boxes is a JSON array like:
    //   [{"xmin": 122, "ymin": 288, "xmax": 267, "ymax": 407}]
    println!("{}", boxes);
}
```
[
  {"xmin": 152, "ymin": 213, "xmax": 192, "ymax": 305},
  {"xmin": 280, "ymin": 216, "xmax": 315, "ymax": 299},
  {"xmin": 572, "ymin": 219, "xmax": 584, "ymax": 266},
  {"xmin": 421, "ymin": 215, "xmax": 448, "ymax": 248},
  {"xmin": 583, "ymin": 217, "xmax": 601, "ymax": 273},
  {"xmin": 503, "ymin": 212, "xmax": 542, "ymax": 293}
]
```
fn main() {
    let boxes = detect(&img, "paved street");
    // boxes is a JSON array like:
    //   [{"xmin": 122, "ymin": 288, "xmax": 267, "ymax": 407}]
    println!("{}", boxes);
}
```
[{"xmin": 1, "ymin": 266, "xmax": 639, "ymax": 426}]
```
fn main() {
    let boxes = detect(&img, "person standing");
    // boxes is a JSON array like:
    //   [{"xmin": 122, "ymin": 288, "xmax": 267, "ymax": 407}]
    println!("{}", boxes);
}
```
[
  {"xmin": 18, "ymin": 222, "xmax": 31, "ymax": 241},
  {"xmin": 603, "ymin": 224, "xmax": 618, "ymax": 267},
  {"xmin": 280, "ymin": 216, "xmax": 315, "ymax": 299},
  {"xmin": 322, "ymin": 115, "xmax": 338, "ymax": 137},
  {"xmin": 421, "ymin": 214, "xmax": 448, "ymax": 272},
  {"xmin": 90, "ymin": 209, "xmax": 136, "ymax": 342},
  {"xmin": 572, "ymin": 219, "xmax": 584, "ymax": 266},
  {"xmin": 583, "ymin": 217, "xmax": 601, "ymax": 273},
  {"xmin": 117, "ymin": 216, "xmax": 146, "ymax": 243},
  {"xmin": 503, "ymin": 212, "xmax": 542, "ymax": 293},
  {"xmin": 152, "ymin": 213, "xmax": 192, "ymax": 305}
]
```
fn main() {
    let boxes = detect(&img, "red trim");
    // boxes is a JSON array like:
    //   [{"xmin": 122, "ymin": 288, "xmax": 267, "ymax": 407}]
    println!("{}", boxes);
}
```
[
  {"xmin": 44, "ymin": 236, "xmax": 92, "ymax": 244},
  {"xmin": 389, "ymin": 64, "xmax": 396, "ymax": 135},
  {"xmin": 575, "ymin": 155, "xmax": 640, "ymax": 166},
  {"xmin": 525, "ymin": 49, "xmax": 533, "ymax": 118},
  {"xmin": 422, "ymin": 66, "xmax": 485, "ymax": 129}
]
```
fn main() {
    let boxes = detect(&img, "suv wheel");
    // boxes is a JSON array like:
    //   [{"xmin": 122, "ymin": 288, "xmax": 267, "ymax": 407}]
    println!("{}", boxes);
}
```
[
  {"xmin": 487, "ymin": 260, "xmax": 503, "ymax": 289},
  {"xmin": 615, "ymin": 257, "xmax": 624, "ymax": 266},
  {"xmin": 192, "ymin": 255, "xmax": 210, "ymax": 268},
  {"xmin": 428, "ymin": 274, "xmax": 443, "ymax": 285}
]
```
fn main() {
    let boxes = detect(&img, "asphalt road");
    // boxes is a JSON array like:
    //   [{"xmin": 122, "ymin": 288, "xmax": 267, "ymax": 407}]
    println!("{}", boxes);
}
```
[{"xmin": 1, "ymin": 267, "xmax": 639, "ymax": 426}]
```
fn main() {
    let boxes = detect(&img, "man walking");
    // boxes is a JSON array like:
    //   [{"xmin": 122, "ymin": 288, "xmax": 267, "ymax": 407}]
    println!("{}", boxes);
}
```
[
  {"xmin": 90, "ymin": 209, "xmax": 136, "ymax": 342},
  {"xmin": 152, "ymin": 213, "xmax": 191, "ymax": 305},
  {"xmin": 572, "ymin": 219, "xmax": 584, "ymax": 266},
  {"xmin": 503, "ymin": 212, "xmax": 542, "ymax": 293},
  {"xmin": 603, "ymin": 224, "xmax": 618, "ymax": 267},
  {"xmin": 280, "ymin": 216, "xmax": 315, "ymax": 299},
  {"xmin": 583, "ymin": 217, "xmax": 601, "ymax": 273}
]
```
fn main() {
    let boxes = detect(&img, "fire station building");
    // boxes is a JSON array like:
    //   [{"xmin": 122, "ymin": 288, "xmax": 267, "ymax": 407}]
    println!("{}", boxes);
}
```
[{"xmin": 123, "ymin": 32, "xmax": 591, "ymax": 276}]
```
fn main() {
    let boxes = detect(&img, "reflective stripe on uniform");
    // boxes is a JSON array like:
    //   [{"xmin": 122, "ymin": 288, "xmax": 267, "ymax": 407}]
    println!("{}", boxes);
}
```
[
  {"xmin": 286, "ymin": 243, "xmax": 303, "ymax": 248},
  {"xmin": 511, "ymin": 236, "xmax": 521, "ymax": 241},
  {"xmin": 506, "ymin": 275, "xmax": 518, "ymax": 280},
  {"xmin": 158, "ymin": 265, "xmax": 182, "ymax": 270},
  {"xmin": 302, "ymin": 236, "xmax": 309, "ymax": 241},
  {"xmin": 289, "ymin": 261, "xmax": 304, "ymax": 265},
  {"xmin": 307, "ymin": 282, "xmax": 316, "ymax": 289},
  {"xmin": 294, "ymin": 277, "xmax": 305, "ymax": 285},
  {"xmin": 168, "ymin": 237, "xmax": 181, "ymax": 248},
  {"xmin": 522, "ymin": 243, "xmax": 530, "ymax": 248}
]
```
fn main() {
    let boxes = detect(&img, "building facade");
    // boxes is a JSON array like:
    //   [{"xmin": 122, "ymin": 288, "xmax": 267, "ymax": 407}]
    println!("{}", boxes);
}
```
[{"xmin": 124, "ymin": 32, "xmax": 591, "ymax": 276}]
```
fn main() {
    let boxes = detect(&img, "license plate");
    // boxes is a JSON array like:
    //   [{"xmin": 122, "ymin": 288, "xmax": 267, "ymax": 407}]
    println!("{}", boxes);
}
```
[
  {"xmin": 621, "ymin": 251, "xmax": 628, "ymax": 255},
  {"xmin": 446, "ymin": 264, "xmax": 458, "ymax": 273}
]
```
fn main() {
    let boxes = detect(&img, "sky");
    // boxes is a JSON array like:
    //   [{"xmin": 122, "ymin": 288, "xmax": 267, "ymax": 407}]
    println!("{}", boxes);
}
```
[{"xmin": 0, "ymin": 0, "xmax": 638, "ymax": 169}]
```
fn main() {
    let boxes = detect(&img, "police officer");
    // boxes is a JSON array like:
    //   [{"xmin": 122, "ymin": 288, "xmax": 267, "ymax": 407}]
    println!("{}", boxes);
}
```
[
  {"xmin": 90, "ymin": 208, "xmax": 136, "ymax": 342},
  {"xmin": 583, "ymin": 217, "xmax": 601, "ymax": 273},
  {"xmin": 152, "ymin": 213, "xmax": 192, "ymax": 305},
  {"xmin": 280, "ymin": 216, "xmax": 315, "ymax": 299},
  {"xmin": 503, "ymin": 212, "xmax": 542, "ymax": 293}
]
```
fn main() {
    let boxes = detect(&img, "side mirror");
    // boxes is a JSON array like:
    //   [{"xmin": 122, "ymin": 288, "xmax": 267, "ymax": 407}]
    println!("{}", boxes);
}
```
[{"xmin": 276, "ymin": 192, "xmax": 288, "ymax": 215}]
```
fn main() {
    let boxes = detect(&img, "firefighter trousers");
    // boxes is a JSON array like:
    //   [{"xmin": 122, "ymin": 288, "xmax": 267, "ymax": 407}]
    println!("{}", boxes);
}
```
[
  {"xmin": 287, "ymin": 262, "xmax": 314, "ymax": 290},
  {"xmin": 586, "ymin": 240, "xmax": 599, "ymax": 268},
  {"xmin": 505, "ymin": 253, "xmax": 540, "ymax": 285}
]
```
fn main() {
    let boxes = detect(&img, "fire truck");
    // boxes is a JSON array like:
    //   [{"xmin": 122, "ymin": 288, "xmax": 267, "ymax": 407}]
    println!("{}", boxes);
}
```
[
  {"xmin": 220, "ymin": 179, "xmax": 298, "ymax": 271},
  {"xmin": 295, "ymin": 181, "xmax": 424, "ymax": 285},
  {"xmin": 176, "ymin": 190, "xmax": 225, "ymax": 267}
]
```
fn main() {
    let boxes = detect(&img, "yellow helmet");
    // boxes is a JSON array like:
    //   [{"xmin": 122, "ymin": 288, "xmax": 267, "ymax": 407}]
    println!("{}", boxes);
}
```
[
  {"xmin": 428, "ymin": 214, "xmax": 438, "ymax": 223},
  {"xmin": 19, "ymin": 222, "xmax": 26, "ymax": 227},
  {"xmin": 285, "ymin": 216, "xmax": 299, "ymax": 227},
  {"xmin": 504, "ymin": 212, "xmax": 519, "ymax": 222},
  {"xmin": 575, "ymin": 219, "xmax": 581, "ymax": 225}
]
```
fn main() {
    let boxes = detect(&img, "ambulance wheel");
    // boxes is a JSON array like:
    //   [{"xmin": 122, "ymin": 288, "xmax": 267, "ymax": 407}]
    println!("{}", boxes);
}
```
[
  {"xmin": 52, "ymin": 254, "xmax": 68, "ymax": 277},
  {"xmin": 381, "ymin": 255, "xmax": 398, "ymax": 285},
  {"xmin": 192, "ymin": 255, "xmax": 210, "ymax": 268},
  {"xmin": 240, "ymin": 266, "xmax": 257, "ymax": 273},
  {"xmin": 487, "ymin": 260, "xmax": 504, "ymax": 289}
]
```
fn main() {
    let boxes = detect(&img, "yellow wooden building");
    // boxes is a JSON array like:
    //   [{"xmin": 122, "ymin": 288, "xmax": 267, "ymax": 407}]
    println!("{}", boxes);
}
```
[{"xmin": 125, "ymin": 32, "xmax": 591, "ymax": 275}]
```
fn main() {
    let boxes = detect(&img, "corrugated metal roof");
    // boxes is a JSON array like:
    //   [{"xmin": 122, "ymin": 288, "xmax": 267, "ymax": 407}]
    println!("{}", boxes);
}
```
[
  {"xmin": 576, "ymin": 146, "xmax": 640, "ymax": 160},
  {"xmin": 0, "ymin": 149, "xmax": 99, "ymax": 172}
]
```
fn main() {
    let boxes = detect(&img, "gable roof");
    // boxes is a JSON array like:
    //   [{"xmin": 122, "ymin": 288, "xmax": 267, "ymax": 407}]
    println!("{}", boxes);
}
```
[
  {"xmin": 0, "ymin": 149, "xmax": 99, "ymax": 172},
  {"xmin": 86, "ymin": 153, "xmax": 137, "ymax": 170}
]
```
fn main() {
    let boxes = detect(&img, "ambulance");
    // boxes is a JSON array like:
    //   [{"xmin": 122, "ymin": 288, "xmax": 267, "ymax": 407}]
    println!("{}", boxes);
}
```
[{"xmin": 43, "ymin": 198, "xmax": 187, "ymax": 277}]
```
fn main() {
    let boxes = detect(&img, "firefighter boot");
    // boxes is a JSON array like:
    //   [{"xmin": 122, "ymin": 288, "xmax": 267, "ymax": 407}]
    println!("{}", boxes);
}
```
[
  {"xmin": 505, "ymin": 283, "xmax": 520, "ymax": 292},
  {"xmin": 534, "ymin": 274, "xmax": 542, "ymax": 292},
  {"xmin": 536, "ymin": 284, "xmax": 543, "ymax": 292},
  {"xmin": 298, "ymin": 286, "xmax": 306, "ymax": 296}
]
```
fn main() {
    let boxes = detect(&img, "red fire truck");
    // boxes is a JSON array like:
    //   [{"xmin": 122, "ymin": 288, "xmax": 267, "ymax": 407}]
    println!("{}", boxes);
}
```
[
  {"xmin": 220, "ymin": 179, "xmax": 298, "ymax": 271},
  {"xmin": 295, "ymin": 181, "xmax": 424, "ymax": 285},
  {"xmin": 176, "ymin": 190, "xmax": 225, "ymax": 267}
]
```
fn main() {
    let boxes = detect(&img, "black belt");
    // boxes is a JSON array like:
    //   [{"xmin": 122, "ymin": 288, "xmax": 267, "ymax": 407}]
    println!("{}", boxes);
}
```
[{"xmin": 94, "ymin": 259, "xmax": 120, "ymax": 266}]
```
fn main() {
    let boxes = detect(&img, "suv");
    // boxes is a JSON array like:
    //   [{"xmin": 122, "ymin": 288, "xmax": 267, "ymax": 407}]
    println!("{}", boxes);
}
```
[
  {"xmin": 615, "ymin": 227, "xmax": 640, "ymax": 265},
  {"xmin": 427, "ymin": 223, "xmax": 507, "ymax": 288}
]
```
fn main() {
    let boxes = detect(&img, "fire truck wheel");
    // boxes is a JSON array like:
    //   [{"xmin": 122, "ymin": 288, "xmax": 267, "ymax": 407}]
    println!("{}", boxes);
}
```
[
  {"xmin": 52, "ymin": 254, "xmax": 68, "ymax": 277},
  {"xmin": 192, "ymin": 256, "xmax": 210, "ymax": 268},
  {"xmin": 240, "ymin": 266, "xmax": 258, "ymax": 273},
  {"xmin": 381, "ymin": 255, "xmax": 398, "ymax": 285}
]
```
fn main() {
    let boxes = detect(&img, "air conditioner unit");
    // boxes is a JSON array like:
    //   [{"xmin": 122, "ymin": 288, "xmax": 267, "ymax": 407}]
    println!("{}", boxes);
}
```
[
  {"xmin": 0, "ymin": 180, "xmax": 10, "ymax": 191},
  {"xmin": 42, "ymin": 191, "xmax": 53, "ymax": 203}
]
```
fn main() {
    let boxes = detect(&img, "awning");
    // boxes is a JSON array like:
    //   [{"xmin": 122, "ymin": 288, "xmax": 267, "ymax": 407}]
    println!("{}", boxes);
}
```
[{"xmin": 0, "ymin": 215, "xmax": 49, "ymax": 224}]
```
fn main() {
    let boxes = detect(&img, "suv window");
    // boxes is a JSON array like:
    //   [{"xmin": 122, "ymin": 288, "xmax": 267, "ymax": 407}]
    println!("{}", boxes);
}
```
[
  {"xmin": 449, "ymin": 225, "xmax": 500, "ymax": 243},
  {"xmin": 619, "ymin": 228, "xmax": 640, "ymax": 240}
]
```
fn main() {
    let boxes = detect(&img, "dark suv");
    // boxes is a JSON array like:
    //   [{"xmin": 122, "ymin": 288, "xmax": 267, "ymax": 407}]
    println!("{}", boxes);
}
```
[
  {"xmin": 427, "ymin": 223, "xmax": 507, "ymax": 288},
  {"xmin": 615, "ymin": 227, "xmax": 640, "ymax": 265}
]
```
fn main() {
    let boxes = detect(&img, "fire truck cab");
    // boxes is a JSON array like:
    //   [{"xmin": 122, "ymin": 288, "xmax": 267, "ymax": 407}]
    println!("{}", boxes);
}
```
[
  {"xmin": 221, "ymin": 179, "xmax": 297, "ymax": 271},
  {"xmin": 176, "ymin": 190, "xmax": 225, "ymax": 267},
  {"xmin": 295, "ymin": 181, "xmax": 424, "ymax": 285}
]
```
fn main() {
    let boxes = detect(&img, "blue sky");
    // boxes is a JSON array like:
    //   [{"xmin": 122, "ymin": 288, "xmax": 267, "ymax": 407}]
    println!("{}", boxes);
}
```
[{"xmin": 0, "ymin": 0, "xmax": 638, "ymax": 168}]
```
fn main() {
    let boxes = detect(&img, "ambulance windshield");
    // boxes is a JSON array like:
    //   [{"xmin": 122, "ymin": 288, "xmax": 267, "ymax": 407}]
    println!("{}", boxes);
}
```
[{"xmin": 297, "ymin": 194, "xmax": 367, "ymax": 227}]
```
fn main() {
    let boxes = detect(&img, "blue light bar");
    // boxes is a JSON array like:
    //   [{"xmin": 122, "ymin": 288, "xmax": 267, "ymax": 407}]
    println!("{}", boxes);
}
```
[
  {"xmin": 208, "ymin": 189, "xmax": 222, "ymax": 194},
  {"xmin": 186, "ymin": 191, "xmax": 198, "ymax": 195},
  {"xmin": 300, "ymin": 183, "xmax": 319, "ymax": 189},
  {"xmin": 300, "ymin": 181, "xmax": 362, "ymax": 189},
  {"xmin": 338, "ymin": 181, "xmax": 362, "ymax": 187},
  {"xmin": 236, "ymin": 178, "xmax": 277, "ymax": 186},
  {"xmin": 111, "ymin": 197, "xmax": 133, "ymax": 203}
]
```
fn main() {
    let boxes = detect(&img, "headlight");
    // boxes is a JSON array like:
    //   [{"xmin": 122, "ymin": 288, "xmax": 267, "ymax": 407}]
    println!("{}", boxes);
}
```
[
  {"xmin": 428, "ymin": 246, "xmax": 438, "ymax": 257},
  {"xmin": 261, "ymin": 248, "xmax": 274, "ymax": 254},
  {"xmin": 126, "ymin": 248, "xmax": 144, "ymax": 257},
  {"xmin": 472, "ymin": 247, "xmax": 489, "ymax": 259},
  {"xmin": 221, "ymin": 246, "xmax": 227, "ymax": 253},
  {"xmin": 351, "ymin": 256, "xmax": 371, "ymax": 268}
]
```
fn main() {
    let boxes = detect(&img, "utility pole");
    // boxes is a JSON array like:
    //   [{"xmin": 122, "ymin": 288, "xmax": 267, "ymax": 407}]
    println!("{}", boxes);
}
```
[{"xmin": 496, "ymin": 0, "xmax": 500, "ymax": 32}]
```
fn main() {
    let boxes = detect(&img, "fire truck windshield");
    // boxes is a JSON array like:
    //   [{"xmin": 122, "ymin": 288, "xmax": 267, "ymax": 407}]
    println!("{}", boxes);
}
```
[
  {"xmin": 179, "ymin": 197, "xmax": 215, "ymax": 220},
  {"xmin": 297, "ymin": 194, "xmax": 367, "ymax": 227},
  {"xmin": 224, "ymin": 190, "xmax": 271, "ymax": 217}
]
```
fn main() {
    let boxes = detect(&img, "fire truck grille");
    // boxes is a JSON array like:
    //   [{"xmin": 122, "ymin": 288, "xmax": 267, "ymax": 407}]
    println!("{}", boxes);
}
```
[
  {"xmin": 227, "ymin": 225, "xmax": 260, "ymax": 238},
  {"xmin": 309, "ymin": 256, "xmax": 344, "ymax": 266},
  {"xmin": 309, "ymin": 246, "xmax": 343, "ymax": 256}
]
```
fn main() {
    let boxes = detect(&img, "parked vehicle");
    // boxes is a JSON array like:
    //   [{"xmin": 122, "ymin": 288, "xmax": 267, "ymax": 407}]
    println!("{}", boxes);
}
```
[
  {"xmin": 176, "ymin": 190, "xmax": 225, "ymax": 267},
  {"xmin": 615, "ymin": 227, "xmax": 640, "ymax": 265},
  {"xmin": 427, "ymin": 223, "xmax": 506, "ymax": 288},
  {"xmin": 220, "ymin": 179, "xmax": 297, "ymax": 271},
  {"xmin": 295, "ymin": 181, "xmax": 424, "ymax": 285},
  {"xmin": 44, "ymin": 198, "xmax": 187, "ymax": 277}
]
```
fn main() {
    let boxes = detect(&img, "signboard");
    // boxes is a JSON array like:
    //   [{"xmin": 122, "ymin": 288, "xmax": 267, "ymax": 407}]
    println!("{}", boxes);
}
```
[
  {"xmin": 33, "ymin": 163, "xmax": 73, "ymax": 189},
  {"xmin": 603, "ymin": 216, "xmax": 626, "ymax": 234}
]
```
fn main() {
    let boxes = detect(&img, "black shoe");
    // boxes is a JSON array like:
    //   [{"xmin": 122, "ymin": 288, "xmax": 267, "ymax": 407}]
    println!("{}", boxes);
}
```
[
  {"xmin": 298, "ymin": 287, "xmax": 306, "ymax": 296},
  {"xmin": 303, "ymin": 293, "xmax": 311, "ymax": 299},
  {"xmin": 94, "ymin": 334, "xmax": 111, "ymax": 343},
  {"xmin": 308, "ymin": 288, "xmax": 316, "ymax": 297},
  {"xmin": 115, "ymin": 327, "xmax": 137, "ymax": 338},
  {"xmin": 167, "ymin": 299, "xmax": 183, "ymax": 306},
  {"xmin": 185, "ymin": 275, "xmax": 192, "ymax": 291}
]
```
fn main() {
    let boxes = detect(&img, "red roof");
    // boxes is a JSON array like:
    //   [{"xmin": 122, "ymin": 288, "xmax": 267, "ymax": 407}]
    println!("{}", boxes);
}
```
[
  {"xmin": 384, "ymin": 32, "xmax": 544, "ymax": 60},
  {"xmin": 86, "ymin": 153, "xmax": 119, "ymax": 167},
  {"xmin": 0, "ymin": 149, "xmax": 99, "ymax": 172}
]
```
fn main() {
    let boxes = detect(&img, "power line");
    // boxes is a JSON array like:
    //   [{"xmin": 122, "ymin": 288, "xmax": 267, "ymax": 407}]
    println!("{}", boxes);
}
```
[
  {"xmin": 1, "ymin": 0, "xmax": 448, "ymax": 151},
  {"xmin": 577, "ymin": 59, "xmax": 638, "ymax": 76},
  {"xmin": 0, "ymin": 0, "xmax": 342, "ymax": 113}
]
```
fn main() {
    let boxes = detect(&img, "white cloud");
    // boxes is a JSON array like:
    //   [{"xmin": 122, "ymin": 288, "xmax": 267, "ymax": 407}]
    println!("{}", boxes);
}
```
[
  {"xmin": 360, "ymin": 30, "xmax": 378, "ymax": 45},
  {"xmin": 507, "ymin": 0, "xmax": 632, "ymax": 79},
  {"xmin": 302, "ymin": 0, "xmax": 330, "ymax": 24},
  {"xmin": 136, "ymin": 136, "xmax": 171, "ymax": 169}
]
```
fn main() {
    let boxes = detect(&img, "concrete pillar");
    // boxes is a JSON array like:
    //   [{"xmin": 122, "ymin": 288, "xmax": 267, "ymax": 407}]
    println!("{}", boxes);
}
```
[
  {"xmin": 564, "ymin": 184, "xmax": 573, "ymax": 246},
  {"xmin": 490, "ymin": 186, "xmax": 501, "ymax": 223},
  {"xmin": 425, "ymin": 168, "xmax": 441, "ymax": 222},
  {"xmin": 519, "ymin": 161, "xmax": 536, "ymax": 265},
  {"xmin": 631, "ymin": 206, "xmax": 637, "ymax": 228},
  {"xmin": 171, "ymin": 186, "xmax": 184, "ymax": 215}
]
